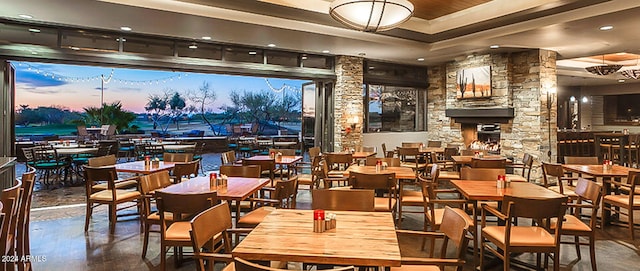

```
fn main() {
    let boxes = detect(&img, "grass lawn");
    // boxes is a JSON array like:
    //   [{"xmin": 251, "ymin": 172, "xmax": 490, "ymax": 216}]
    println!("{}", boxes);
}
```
[{"xmin": 16, "ymin": 124, "xmax": 77, "ymax": 136}]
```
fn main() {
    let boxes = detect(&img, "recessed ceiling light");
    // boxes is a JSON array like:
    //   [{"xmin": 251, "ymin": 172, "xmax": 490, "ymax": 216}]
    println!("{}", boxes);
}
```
[
  {"xmin": 369, "ymin": 66, "xmax": 375, "ymax": 70},
  {"xmin": 188, "ymin": 44, "xmax": 198, "ymax": 49},
  {"xmin": 322, "ymin": 50, "xmax": 330, "ymax": 54},
  {"xmin": 490, "ymin": 45, "xmax": 500, "ymax": 49},
  {"xmin": 582, "ymin": 96, "xmax": 589, "ymax": 103},
  {"xmin": 599, "ymin": 25, "xmax": 613, "ymax": 31},
  {"xmin": 28, "ymin": 28, "xmax": 40, "ymax": 33},
  {"xmin": 120, "ymin": 26, "xmax": 132, "ymax": 31},
  {"xmin": 248, "ymin": 51, "xmax": 257, "ymax": 55},
  {"xmin": 618, "ymin": 79, "xmax": 626, "ymax": 83},
  {"xmin": 18, "ymin": 14, "xmax": 33, "ymax": 19},
  {"xmin": 116, "ymin": 38, "xmax": 126, "ymax": 42},
  {"xmin": 301, "ymin": 56, "xmax": 308, "ymax": 60},
  {"xmin": 30, "ymin": 51, "xmax": 38, "ymax": 55},
  {"xmin": 201, "ymin": 36, "xmax": 211, "ymax": 40},
  {"xmin": 417, "ymin": 58, "xmax": 425, "ymax": 61},
  {"xmin": 267, "ymin": 44, "xmax": 276, "ymax": 47},
  {"xmin": 616, "ymin": 52, "xmax": 627, "ymax": 55},
  {"xmin": 70, "ymin": 46, "xmax": 80, "ymax": 50}
]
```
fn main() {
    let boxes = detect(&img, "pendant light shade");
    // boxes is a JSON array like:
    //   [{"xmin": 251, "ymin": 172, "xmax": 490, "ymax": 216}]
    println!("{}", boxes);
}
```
[{"xmin": 329, "ymin": 0, "xmax": 414, "ymax": 32}]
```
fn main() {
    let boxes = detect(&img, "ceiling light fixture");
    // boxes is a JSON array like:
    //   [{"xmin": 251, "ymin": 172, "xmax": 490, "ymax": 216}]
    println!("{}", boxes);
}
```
[
  {"xmin": 188, "ymin": 43, "xmax": 198, "ymax": 49},
  {"xmin": 585, "ymin": 55, "xmax": 623, "ymax": 75},
  {"xmin": 201, "ymin": 36, "xmax": 211, "ymax": 40},
  {"xmin": 621, "ymin": 69, "xmax": 640, "ymax": 79},
  {"xmin": 28, "ymin": 28, "xmax": 40, "ymax": 33},
  {"xmin": 322, "ymin": 50, "xmax": 330, "ymax": 54},
  {"xmin": 417, "ymin": 58, "xmax": 424, "ymax": 61},
  {"xmin": 329, "ymin": 0, "xmax": 414, "ymax": 32},
  {"xmin": 490, "ymin": 45, "xmax": 500, "ymax": 49},
  {"xmin": 18, "ymin": 14, "xmax": 33, "ymax": 19},
  {"xmin": 120, "ymin": 26, "xmax": 132, "ymax": 31},
  {"xmin": 248, "ymin": 51, "xmax": 257, "ymax": 55},
  {"xmin": 70, "ymin": 46, "xmax": 80, "ymax": 51},
  {"xmin": 267, "ymin": 44, "xmax": 276, "ymax": 47},
  {"xmin": 599, "ymin": 25, "xmax": 613, "ymax": 31},
  {"xmin": 116, "ymin": 38, "xmax": 126, "ymax": 42}
]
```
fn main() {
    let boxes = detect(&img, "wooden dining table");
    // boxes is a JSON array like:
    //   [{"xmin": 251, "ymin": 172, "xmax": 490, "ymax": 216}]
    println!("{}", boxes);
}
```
[
  {"xmin": 114, "ymin": 160, "xmax": 176, "ymax": 175},
  {"xmin": 232, "ymin": 209, "xmax": 401, "ymax": 267},
  {"xmin": 561, "ymin": 164, "xmax": 633, "ymax": 225},
  {"xmin": 244, "ymin": 155, "xmax": 303, "ymax": 178},
  {"xmin": 451, "ymin": 155, "xmax": 512, "ymax": 165},
  {"xmin": 344, "ymin": 165, "xmax": 416, "ymax": 179},
  {"xmin": 450, "ymin": 180, "xmax": 565, "ymax": 267},
  {"xmin": 160, "ymin": 176, "xmax": 270, "ymax": 227}
]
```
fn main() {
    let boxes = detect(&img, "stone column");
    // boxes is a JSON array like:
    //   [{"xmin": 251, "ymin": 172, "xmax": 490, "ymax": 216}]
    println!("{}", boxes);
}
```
[
  {"xmin": 539, "ymin": 49, "xmax": 558, "ymax": 163},
  {"xmin": 334, "ymin": 56, "xmax": 364, "ymax": 151}
]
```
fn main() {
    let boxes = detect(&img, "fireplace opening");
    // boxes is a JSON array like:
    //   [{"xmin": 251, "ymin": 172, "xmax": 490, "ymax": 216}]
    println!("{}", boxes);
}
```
[{"xmin": 461, "ymin": 123, "xmax": 501, "ymax": 154}]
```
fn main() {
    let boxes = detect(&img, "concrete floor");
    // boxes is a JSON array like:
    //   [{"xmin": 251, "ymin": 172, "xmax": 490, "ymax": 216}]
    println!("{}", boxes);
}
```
[{"xmin": 17, "ymin": 154, "xmax": 640, "ymax": 270}]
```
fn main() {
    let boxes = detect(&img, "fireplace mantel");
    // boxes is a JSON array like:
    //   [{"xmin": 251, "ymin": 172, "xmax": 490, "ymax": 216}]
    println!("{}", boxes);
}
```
[{"xmin": 445, "ymin": 108, "xmax": 514, "ymax": 124}]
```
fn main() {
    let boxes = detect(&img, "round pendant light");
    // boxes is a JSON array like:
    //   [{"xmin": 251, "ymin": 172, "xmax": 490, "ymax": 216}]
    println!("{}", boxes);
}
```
[{"xmin": 329, "ymin": 0, "xmax": 414, "ymax": 32}]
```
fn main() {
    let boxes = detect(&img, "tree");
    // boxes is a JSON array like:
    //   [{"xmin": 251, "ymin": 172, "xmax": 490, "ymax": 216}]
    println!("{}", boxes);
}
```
[
  {"xmin": 83, "ymin": 102, "xmax": 136, "ymax": 131},
  {"xmin": 188, "ymin": 81, "xmax": 224, "ymax": 135},
  {"xmin": 145, "ymin": 93, "xmax": 168, "ymax": 130},
  {"xmin": 168, "ymin": 92, "xmax": 186, "ymax": 130}
]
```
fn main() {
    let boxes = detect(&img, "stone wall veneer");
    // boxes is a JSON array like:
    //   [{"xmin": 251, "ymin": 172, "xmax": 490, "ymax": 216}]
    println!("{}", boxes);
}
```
[{"xmin": 334, "ymin": 56, "xmax": 364, "ymax": 151}]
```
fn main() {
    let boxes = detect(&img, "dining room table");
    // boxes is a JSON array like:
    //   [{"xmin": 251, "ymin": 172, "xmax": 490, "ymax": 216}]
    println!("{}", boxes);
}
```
[
  {"xmin": 160, "ymin": 175, "xmax": 270, "ymax": 227},
  {"xmin": 344, "ymin": 165, "xmax": 416, "ymax": 180},
  {"xmin": 450, "ymin": 180, "xmax": 565, "ymax": 267},
  {"xmin": 232, "ymin": 209, "xmax": 401, "ymax": 267},
  {"xmin": 114, "ymin": 160, "xmax": 176, "ymax": 175},
  {"xmin": 244, "ymin": 155, "xmax": 303, "ymax": 178},
  {"xmin": 561, "ymin": 164, "xmax": 633, "ymax": 225}
]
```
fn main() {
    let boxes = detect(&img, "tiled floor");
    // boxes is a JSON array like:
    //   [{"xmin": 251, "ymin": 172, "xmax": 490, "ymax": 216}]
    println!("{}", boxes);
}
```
[{"xmin": 17, "ymin": 154, "xmax": 640, "ymax": 270}]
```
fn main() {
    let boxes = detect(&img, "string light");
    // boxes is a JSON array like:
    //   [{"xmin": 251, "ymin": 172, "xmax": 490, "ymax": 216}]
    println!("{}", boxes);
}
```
[
  {"xmin": 16, "ymin": 62, "xmax": 187, "ymax": 85},
  {"xmin": 264, "ymin": 78, "xmax": 300, "ymax": 93}
]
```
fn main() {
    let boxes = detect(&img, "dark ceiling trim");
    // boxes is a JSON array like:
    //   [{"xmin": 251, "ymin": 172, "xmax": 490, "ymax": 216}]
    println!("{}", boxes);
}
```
[{"xmin": 445, "ymin": 108, "xmax": 514, "ymax": 124}]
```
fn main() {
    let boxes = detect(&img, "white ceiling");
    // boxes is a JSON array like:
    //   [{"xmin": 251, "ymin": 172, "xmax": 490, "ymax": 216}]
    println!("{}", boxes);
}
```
[{"xmin": 1, "ymin": 0, "xmax": 640, "ymax": 86}]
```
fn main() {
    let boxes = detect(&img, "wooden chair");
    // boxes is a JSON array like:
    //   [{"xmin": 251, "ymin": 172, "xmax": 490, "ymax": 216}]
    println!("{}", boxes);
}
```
[
  {"xmin": 433, "ymin": 147, "xmax": 459, "ymax": 172},
  {"xmin": 237, "ymin": 177, "xmax": 298, "ymax": 228},
  {"xmin": 100, "ymin": 124, "xmax": 117, "ymax": 140},
  {"xmin": 397, "ymin": 147, "xmax": 428, "ymax": 176},
  {"xmin": 481, "ymin": 195, "xmax": 568, "ymax": 271},
  {"xmin": 392, "ymin": 207, "xmax": 470, "ymax": 271},
  {"xmin": 220, "ymin": 165, "xmax": 262, "ymax": 178},
  {"xmin": 83, "ymin": 166, "xmax": 142, "ymax": 234},
  {"xmin": 296, "ymin": 155, "xmax": 322, "ymax": 190},
  {"xmin": 163, "ymin": 152, "xmax": 194, "ymax": 162},
  {"xmin": 32, "ymin": 145, "xmax": 71, "ymax": 187},
  {"xmin": 156, "ymin": 190, "xmax": 218, "ymax": 270},
  {"xmin": 564, "ymin": 156, "xmax": 599, "ymax": 165},
  {"xmin": 319, "ymin": 160, "xmax": 349, "ymax": 188},
  {"xmin": 602, "ymin": 170, "xmax": 640, "ymax": 239},
  {"xmin": 349, "ymin": 172, "xmax": 398, "ymax": 220},
  {"xmin": 365, "ymin": 157, "xmax": 401, "ymax": 167},
  {"xmin": 550, "ymin": 178, "xmax": 602, "ymax": 271},
  {"xmin": 221, "ymin": 150, "xmax": 239, "ymax": 165},
  {"xmin": 324, "ymin": 152, "xmax": 354, "ymax": 181},
  {"xmin": 398, "ymin": 164, "xmax": 439, "ymax": 225},
  {"xmin": 381, "ymin": 143, "xmax": 395, "ymax": 158},
  {"xmin": 311, "ymin": 189, "xmax": 375, "ymax": 211},
  {"xmin": 88, "ymin": 154, "xmax": 117, "ymax": 167},
  {"xmin": 541, "ymin": 162, "xmax": 577, "ymax": 198},
  {"xmin": 470, "ymin": 157, "xmax": 506, "ymax": 168},
  {"xmin": 16, "ymin": 168, "xmax": 36, "ymax": 271},
  {"xmin": 460, "ymin": 167, "xmax": 506, "ymax": 181},
  {"xmin": 1, "ymin": 179, "xmax": 22, "ymax": 271},
  {"xmin": 356, "ymin": 146, "xmax": 377, "ymax": 152},
  {"xmin": 427, "ymin": 140, "xmax": 442, "ymax": 147},
  {"xmin": 234, "ymin": 257, "xmax": 354, "ymax": 271},
  {"xmin": 139, "ymin": 171, "xmax": 174, "ymax": 258},
  {"xmin": 76, "ymin": 125, "xmax": 92, "ymax": 142},
  {"xmin": 243, "ymin": 159, "xmax": 276, "ymax": 185},
  {"xmin": 506, "ymin": 153, "xmax": 534, "ymax": 181},
  {"xmin": 402, "ymin": 142, "xmax": 422, "ymax": 148},
  {"xmin": 189, "ymin": 202, "xmax": 251, "ymax": 271},
  {"xmin": 171, "ymin": 160, "xmax": 200, "ymax": 183}
]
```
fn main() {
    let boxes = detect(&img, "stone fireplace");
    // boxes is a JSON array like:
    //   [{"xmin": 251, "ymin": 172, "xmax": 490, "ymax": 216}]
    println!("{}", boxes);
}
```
[{"xmin": 446, "ymin": 108, "xmax": 514, "ymax": 152}]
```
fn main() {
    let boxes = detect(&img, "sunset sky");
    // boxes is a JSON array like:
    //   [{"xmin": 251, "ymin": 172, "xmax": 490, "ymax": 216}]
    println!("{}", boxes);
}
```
[{"xmin": 12, "ymin": 61, "xmax": 309, "ymax": 113}]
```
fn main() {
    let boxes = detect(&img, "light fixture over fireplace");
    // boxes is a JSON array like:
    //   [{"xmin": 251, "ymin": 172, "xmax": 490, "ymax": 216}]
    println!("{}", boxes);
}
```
[{"xmin": 329, "ymin": 0, "xmax": 414, "ymax": 32}]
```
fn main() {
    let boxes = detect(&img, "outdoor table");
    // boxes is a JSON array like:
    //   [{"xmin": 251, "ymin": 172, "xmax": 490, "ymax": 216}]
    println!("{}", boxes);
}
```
[
  {"xmin": 232, "ymin": 209, "xmax": 401, "ymax": 267},
  {"xmin": 160, "ymin": 176, "xmax": 270, "ymax": 227},
  {"xmin": 272, "ymin": 141, "xmax": 297, "ymax": 148},
  {"xmin": 54, "ymin": 147, "xmax": 97, "ymax": 156},
  {"xmin": 450, "ymin": 180, "xmax": 565, "ymax": 267},
  {"xmin": 561, "ymin": 164, "xmax": 633, "ymax": 225},
  {"xmin": 162, "ymin": 144, "xmax": 196, "ymax": 152},
  {"xmin": 115, "ymin": 160, "xmax": 175, "ymax": 175}
]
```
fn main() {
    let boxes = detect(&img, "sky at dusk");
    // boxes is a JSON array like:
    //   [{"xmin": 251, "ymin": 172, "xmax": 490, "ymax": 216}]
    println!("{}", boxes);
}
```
[{"xmin": 12, "ymin": 61, "xmax": 309, "ymax": 113}]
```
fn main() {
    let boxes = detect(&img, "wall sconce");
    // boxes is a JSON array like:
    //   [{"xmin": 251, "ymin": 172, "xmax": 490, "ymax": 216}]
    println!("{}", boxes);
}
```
[{"xmin": 345, "ymin": 115, "xmax": 359, "ymax": 134}]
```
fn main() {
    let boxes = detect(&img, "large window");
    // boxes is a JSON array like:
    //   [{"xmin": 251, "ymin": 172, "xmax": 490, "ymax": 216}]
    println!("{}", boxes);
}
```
[{"xmin": 365, "ymin": 84, "xmax": 426, "ymax": 132}]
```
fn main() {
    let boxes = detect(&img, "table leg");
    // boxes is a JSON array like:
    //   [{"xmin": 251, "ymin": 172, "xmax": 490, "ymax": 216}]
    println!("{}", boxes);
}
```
[
  {"xmin": 602, "ymin": 177, "xmax": 612, "ymax": 226},
  {"xmin": 471, "ymin": 200, "xmax": 478, "ymax": 268}
]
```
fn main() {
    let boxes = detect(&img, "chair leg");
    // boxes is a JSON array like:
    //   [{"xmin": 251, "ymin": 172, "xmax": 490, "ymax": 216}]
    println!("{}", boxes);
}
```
[
  {"xmin": 629, "ymin": 210, "xmax": 635, "ymax": 240},
  {"xmin": 589, "ymin": 235, "xmax": 597, "ymax": 271},
  {"xmin": 160, "ymin": 245, "xmax": 166, "ymax": 271},
  {"xmin": 84, "ymin": 204, "xmax": 92, "ymax": 232},
  {"xmin": 142, "ymin": 223, "xmax": 150, "ymax": 258},
  {"xmin": 503, "ymin": 252, "xmax": 510, "ymax": 271},
  {"xmin": 574, "ymin": 235, "xmax": 582, "ymax": 259},
  {"xmin": 109, "ymin": 205, "xmax": 116, "ymax": 234},
  {"xmin": 479, "ymin": 241, "xmax": 486, "ymax": 271}
]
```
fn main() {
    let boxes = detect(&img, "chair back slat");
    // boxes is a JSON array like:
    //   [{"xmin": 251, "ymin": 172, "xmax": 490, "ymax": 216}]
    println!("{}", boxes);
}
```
[
  {"xmin": 311, "ymin": 189, "xmax": 375, "ymax": 211},
  {"xmin": 88, "ymin": 155, "xmax": 117, "ymax": 167},
  {"xmin": 365, "ymin": 157, "xmax": 401, "ymax": 167},
  {"xmin": 163, "ymin": 152, "xmax": 194, "ymax": 162},
  {"xmin": 155, "ymin": 190, "xmax": 217, "ymax": 217},
  {"xmin": 220, "ymin": 165, "xmax": 262, "ymax": 178},
  {"xmin": 172, "ymin": 160, "xmax": 200, "ymax": 180},
  {"xmin": 460, "ymin": 167, "xmax": 505, "ymax": 181},
  {"xmin": 190, "ymin": 202, "xmax": 232, "ymax": 253}
]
